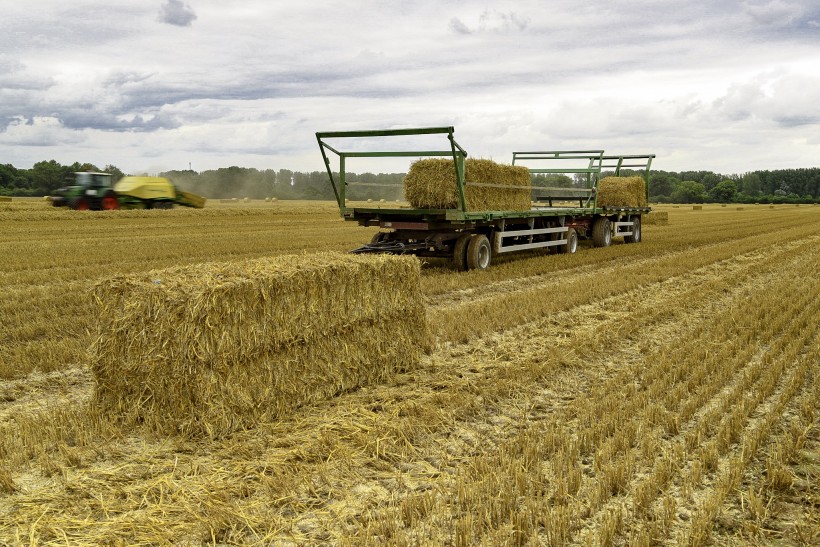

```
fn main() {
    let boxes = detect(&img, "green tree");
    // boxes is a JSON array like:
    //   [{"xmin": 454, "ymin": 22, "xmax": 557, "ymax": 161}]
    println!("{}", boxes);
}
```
[
  {"xmin": 708, "ymin": 179, "xmax": 737, "ymax": 202},
  {"xmin": 649, "ymin": 172, "xmax": 678, "ymax": 199},
  {"xmin": 29, "ymin": 160, "xmax": 71, "ymax": 195},
  {"xmin": 103, "ymin": 164, "xmax": 125, "ymax": 182},
  {"xmin": 739, "ymin": 172, "xmax": 762, "ymax": 195},
  {"xmin": 671, "ymin": 180, "xmax": 707, "ymax": 203}
]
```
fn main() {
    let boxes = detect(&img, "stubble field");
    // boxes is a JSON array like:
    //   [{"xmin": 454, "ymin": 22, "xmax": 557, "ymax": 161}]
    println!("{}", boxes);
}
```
[{"xmin": 1, "ymin": 199, "xmax": 818, "ymax": 545}]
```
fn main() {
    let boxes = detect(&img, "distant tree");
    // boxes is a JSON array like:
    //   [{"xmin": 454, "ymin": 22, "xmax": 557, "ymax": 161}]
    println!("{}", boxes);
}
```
[
  {"xmin": 532, "ymin": 173, "xmax": 573, "ymax": 188},
  {"xmin": 649, "ymin": 172, "xmax": 678, "ymax": 199},
  {"xmin": 29, "ymin": 160, "xmax": 71, "ymax": 194},
  {"xmin": 103, "ymin": 164, "xmax": 125, "ymax": 182},
  {"xmin": 0, "ymin": 164, "xmax": 27, "ymax": 192},
  {"xmin": 708, "ymin": 179, "xmax": 737, "ymax": 202},
  {"xmin": 671, "ymin": 180, "xmax": 707, "ymax": 203}
]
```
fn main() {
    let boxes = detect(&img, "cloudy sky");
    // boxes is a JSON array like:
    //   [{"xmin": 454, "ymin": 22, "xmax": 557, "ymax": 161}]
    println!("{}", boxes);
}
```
[{"xmin": 2, "ymin": 1, "xmax": 819, "ymax": 176}]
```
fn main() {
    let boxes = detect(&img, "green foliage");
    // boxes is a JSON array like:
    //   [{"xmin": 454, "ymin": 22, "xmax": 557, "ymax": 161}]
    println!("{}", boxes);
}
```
[
  {"xmin": 708, "ymin": 180, "xmax": 737, "ymax": 203},
  {"xmin": 672, "ymin": 180, "xmax": 707, "ymax": 203},
  {"xmin": 531, "ymin": 173, "xmax": 573, "ymax": 187}
]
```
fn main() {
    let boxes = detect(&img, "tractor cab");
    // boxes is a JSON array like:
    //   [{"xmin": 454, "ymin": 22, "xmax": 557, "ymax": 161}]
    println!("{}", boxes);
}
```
[
  {"xmin": 52, "ymin": 172, "xmax": 120, "ymax": 210},
  {"xmin": 74, "ymin": 172, "xmax": 113, "ymax": 190}
]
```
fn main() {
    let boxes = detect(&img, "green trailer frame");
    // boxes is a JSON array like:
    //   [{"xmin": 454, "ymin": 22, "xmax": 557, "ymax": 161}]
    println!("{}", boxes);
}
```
[{"xmin": 316, "ymin": 127, "xmax": 654, "ymax": 270}]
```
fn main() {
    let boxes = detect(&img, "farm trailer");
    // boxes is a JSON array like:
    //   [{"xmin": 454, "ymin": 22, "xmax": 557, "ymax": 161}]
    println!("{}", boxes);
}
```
[{"xmin": 316, "ymin": 127, "xmax": 654, "ymax": 270}]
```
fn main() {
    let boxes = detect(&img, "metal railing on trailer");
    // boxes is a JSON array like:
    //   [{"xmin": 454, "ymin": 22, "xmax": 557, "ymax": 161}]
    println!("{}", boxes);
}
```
[
  {"xmin": 316, "ymin": 127, "xmax": 469, "ymax": 214},
  {"xmin": 511, "ymin": 150, "xmax": 605, "ymax": 208}
]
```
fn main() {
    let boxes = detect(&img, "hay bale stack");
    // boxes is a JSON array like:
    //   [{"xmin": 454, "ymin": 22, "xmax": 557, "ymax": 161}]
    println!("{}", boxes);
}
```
[
  {"xmin": 596, "ymin": 176, "xmax": 647, "ymax": 208},
  {"xmin": 643, "ymin": 211, "xmax": 669, "ymax": 225},
  {"xmin": 91, "ymin": 253, "xmax": 431, "ymax": 438},
  {"xmin": 403, "ymin": 158, "xmax": 531, "ymax": 211}
]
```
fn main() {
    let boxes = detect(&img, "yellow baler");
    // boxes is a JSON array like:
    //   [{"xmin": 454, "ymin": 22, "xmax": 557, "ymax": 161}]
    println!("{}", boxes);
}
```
[{"xmin": 113, "ymin": 177, "xmax": 206, "ymax": 209}]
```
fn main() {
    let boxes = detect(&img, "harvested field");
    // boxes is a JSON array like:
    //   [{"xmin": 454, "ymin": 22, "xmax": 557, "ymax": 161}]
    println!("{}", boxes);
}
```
[{"xmin": 1, "ymin": 199, "xmax": 819, "ymax": 545}]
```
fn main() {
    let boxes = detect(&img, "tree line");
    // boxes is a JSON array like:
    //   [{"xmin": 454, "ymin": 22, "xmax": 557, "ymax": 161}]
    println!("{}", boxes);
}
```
[{"xmin": 2, "ymin": 160, "xmax": 819, "ymax": 204}]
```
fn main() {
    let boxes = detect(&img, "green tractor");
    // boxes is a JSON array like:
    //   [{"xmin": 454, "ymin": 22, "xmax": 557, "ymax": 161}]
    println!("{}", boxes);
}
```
[{"xmin": 51, "ymin": 172, "xmax": 120, "ymax": 210}]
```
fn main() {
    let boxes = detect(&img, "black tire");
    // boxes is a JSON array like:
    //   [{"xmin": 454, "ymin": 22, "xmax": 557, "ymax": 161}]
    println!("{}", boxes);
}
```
[
  {"xmin": 72, "ymin": 197, "xmax": 90, "ymax": 211},
  {"xmin": 592, "ymin": 217, "xmax": 612, "ymax": 248},
  {"xmin": 452, "ymin": 233, "xmax": 472, "ymax": 271},
  {"xmin": 624, "ymin": 215, "xmax": 642, "ymax": 244},
  {"xmin": 466, "ymin": 234, "xmax": 492, "ymax": 270},
  {"xmin": 556, "ymin": 227, "xmax": 578, "ymax": 254}
]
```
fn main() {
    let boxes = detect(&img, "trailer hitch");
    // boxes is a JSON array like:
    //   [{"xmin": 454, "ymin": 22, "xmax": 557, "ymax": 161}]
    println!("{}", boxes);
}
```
[{"xmin": 350, "ymin": 240, "xmax": 430, "ymax": 255}]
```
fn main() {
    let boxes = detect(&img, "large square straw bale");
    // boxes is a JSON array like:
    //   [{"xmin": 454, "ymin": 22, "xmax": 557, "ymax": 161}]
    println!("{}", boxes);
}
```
[
  {"xmin": 403, "ymin": 158, "xmax": 531, "ymax": 211},
  {"xmin": 596, "ymin": 176, "xmax": 647, "ymax": 208},
  {"xmin": 91, "ymin": 252, "xmax": 430, "ymax": 438}
]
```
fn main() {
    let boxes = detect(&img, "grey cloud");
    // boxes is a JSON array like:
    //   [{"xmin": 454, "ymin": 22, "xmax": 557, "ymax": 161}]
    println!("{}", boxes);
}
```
[
  {"xmin": 449, "ymin": 17, "xmax": 471, "ymax": 35},
  {"xmin": 774, "ymin": 114, "xmax": 820, "ymax": 126},
  {"xmin": 58, "ymin": 109, "xmax": 181, "ymax": 132},
  {"xmin": 742, "ymin": 0, "xmax": 802, "ymax": 26},
  {"xmin": 158, "ymin": 0, "xmax": 197, "ymax": 27}
]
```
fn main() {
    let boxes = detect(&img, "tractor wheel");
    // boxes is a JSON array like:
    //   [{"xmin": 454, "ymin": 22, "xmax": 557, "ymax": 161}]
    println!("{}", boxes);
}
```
[
  {"xmin": 73, "ymin": 197, "xmax": 90, "ymax": 211},
  {"xmin": 556, "ymin": 228, "xmax": 578, "ymax": 254},
  {"xmin": 452, "ymin": 233, "xmax": 472, "ymax": 271},
  {"xmin": 624, "ymin": 215, "xmax": 642, "ymax": 244},
  {"xmin": 466, "ymin": 234, "xmax": 492, "ymax": 270},
  {"xmin": 101, "ymin": 193, "xmax": 119, "ymax": 210},
  {"xmin": 592, "ymin": 217, "xmax": 612, "ymax": 248}
]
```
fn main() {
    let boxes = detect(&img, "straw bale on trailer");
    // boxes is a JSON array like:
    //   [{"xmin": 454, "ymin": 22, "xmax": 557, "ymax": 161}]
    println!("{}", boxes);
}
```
[
  {"xmin": 403, "ymin": 158, "xmax": 531, "ymax": 211},
  {"xmin": 596, "ymin": 176, "xmax": 647, "ymax": 208},
  {"xmin": 91, "ymin": 253, "xmax": 430, "ymax": 438}
]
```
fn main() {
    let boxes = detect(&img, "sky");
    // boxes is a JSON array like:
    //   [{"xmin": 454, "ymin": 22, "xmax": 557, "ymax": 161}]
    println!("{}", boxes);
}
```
[{"xmin": 1, "ymin": 0, "xmax": 819, "ymax": 176}]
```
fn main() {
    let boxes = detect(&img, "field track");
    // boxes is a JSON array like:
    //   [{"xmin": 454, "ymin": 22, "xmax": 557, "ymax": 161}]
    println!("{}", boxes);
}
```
[{"xmin": 1, "ymin": 199, "xmax": 818, "ymax": 545}]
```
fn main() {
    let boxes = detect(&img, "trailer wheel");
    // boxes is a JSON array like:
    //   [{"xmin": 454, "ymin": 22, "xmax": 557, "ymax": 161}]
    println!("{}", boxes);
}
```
[
  {"xmin": 592, "ymin": 217, "xmax": 612, "ymax": 248},
  {"xmin": 452, "ymin": 233, "xmax": 472, "ymax": 271},
  {"xmin": 557, "ymin": 228, "xmax": 578, "ymax": 254},
  {"xmin": 466, "ymin": 234, "xmax": 492, "ymax": 270},
  {"xmin": 624, "ymin": 215, "xmax": 641, "ymax": 244}
]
